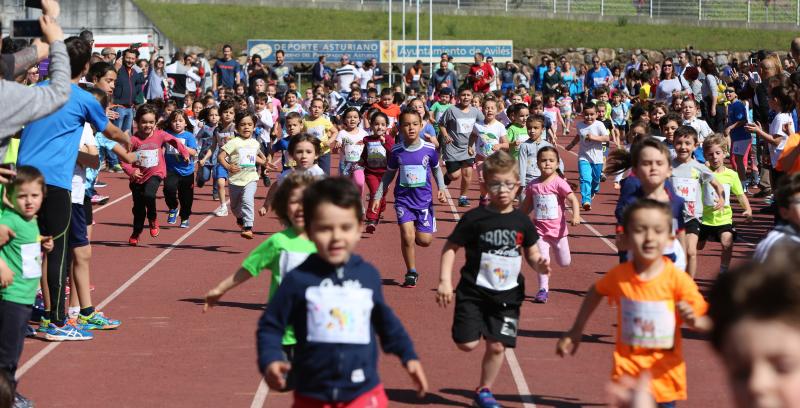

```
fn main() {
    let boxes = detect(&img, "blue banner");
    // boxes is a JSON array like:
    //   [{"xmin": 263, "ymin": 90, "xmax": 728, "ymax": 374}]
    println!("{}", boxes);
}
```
[
  {"xmin": 381, "ymin": 40, "xmax": 514, "ymax": 63},
  {"xmin": 247, "ymin": 40, "xmax": 381, "ymax": 64}
]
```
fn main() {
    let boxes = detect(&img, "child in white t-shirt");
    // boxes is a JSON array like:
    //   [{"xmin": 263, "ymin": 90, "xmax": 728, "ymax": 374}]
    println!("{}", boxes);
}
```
[
  {"xmin": 566, "ymin": 102, "xmax": 609, "ymax": 211},
  {"xmin": 468, "ymin": 99, "xmax": 508, "ymax": 204}
]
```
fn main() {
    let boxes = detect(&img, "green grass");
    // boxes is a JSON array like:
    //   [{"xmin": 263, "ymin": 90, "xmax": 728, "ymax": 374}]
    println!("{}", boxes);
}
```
[{"xmin": 134, "ymin": 0, "xmax": 795, "ymax": 53}]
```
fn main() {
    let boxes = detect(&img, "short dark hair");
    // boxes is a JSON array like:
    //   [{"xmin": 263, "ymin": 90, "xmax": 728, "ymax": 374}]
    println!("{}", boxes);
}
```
[
  {"xmin": 273, "ymin": 173, "xmax": 318, "ymax": 226},
  {"xmin": 78, "ymin": 29, "xmax": 94, "ymax": 43},
  {"xmin": 673, "ymin": 125, "xmax": 698, "ymax": 143},
  {"xmin": 87, "ymin": 62, "xmax": 116, "ymax": 84},
  {"xmin": 135, "ymin": 103, "xmax": 159, "ymax": 122},
  {"xmin": 285, "ymin": 111, "xmax": 303, "ymax": 123},
  {"xmin": 65, "ymin": 36, "xmax": 92, "ymax": 79},
  {"xmin": 218, "ymin": 99, "xmax": 237, "ymax": 114},
  {"xmin": 123, "ymin": 48, "xmax": 139, "ymax": 58},
  {"xmin": 775, "ymin": 172, "xmax": 800, "ymax": 209},
  {"xmin": 275, "ymin": 49, "xmax": 285, "ymax": 57},
  {"xmin": 303, "ymin": 177, "xmax": 364, "ymax": 228},
  {"xmin": 621, "ymin": 198, "xmax": 672, "ymax": 232},
  {"xmin": 527, "ymin": 113, "xmax": 546, "ymax": 127}
]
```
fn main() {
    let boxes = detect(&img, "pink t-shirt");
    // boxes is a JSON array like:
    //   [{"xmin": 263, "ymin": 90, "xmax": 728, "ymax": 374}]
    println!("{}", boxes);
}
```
[
  {"xmin": 121, "ymin": 129, "xmax": 190, "ymax": 184},
  {"xmin": 525, "ymin": 176, "xmax": 572, "ymax": 238}
]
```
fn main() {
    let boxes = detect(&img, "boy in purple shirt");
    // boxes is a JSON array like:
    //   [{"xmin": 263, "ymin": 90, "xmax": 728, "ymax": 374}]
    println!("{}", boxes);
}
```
[{"xmin": 374, "ymin": 110, "xmax": 447, "ymax": 288}]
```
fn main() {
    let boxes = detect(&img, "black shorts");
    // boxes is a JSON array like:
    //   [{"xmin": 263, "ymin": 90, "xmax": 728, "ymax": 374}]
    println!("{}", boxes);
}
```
[
  {"xmin": 699, "ymin": 223, "xmax": 736, "ymax": 243},
  {"xmin": 445, "ymin": 159, "xmax": 475, "ymax": 174},
  {"xmin": 452, "ymin": 282, "xmax": 523, "ymax": 348},
  {"xmin": 83, "ymin": 194, "xmax": 93, "ymax": 226},
  {"xmin": 684, "ymin": 219, "xmax": 701, "ymax": 236},
  {"xmin": 68, "ymin": 203, "xmax": 89, "ymax": 248}
]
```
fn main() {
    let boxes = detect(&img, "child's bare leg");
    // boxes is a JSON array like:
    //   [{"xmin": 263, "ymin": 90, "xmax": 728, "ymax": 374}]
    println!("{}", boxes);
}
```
[
  {"xmin": 460, "ymin": 165, "xmax": 473, "ymax": 198},
  {"xmin": 415, "ymin": 231, "xmax": 433, "ymax": 247},
  {"xmin": 480, "ymin": 340, "xmax": 506, "ymax": 389},
  {"xmin": 41, "ymin": 259, "xmax": 50, "ymax": 315},
  {"xmin": 217, "ymin": 178, "xmax": 227, "ymax": 204},
  {"xmin": 399, "ymin": 222, "xmax": 417, "ymax": 271},
  {"xmin": 685, "ymin": 233, "xmax": 699, "ymax": 278},
  {"xmin": 72, "ymin": 246, "xmax": 93, "ymax": 309},
  {"xmin": 720, "ymin": 231, "xmax": 734, "ymax": 271}
]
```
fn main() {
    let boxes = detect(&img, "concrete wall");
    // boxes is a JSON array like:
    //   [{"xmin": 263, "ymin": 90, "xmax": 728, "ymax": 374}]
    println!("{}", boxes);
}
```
[{"xmin": 1, "ymin": 0, "xmax": 176, "ymax": 54}]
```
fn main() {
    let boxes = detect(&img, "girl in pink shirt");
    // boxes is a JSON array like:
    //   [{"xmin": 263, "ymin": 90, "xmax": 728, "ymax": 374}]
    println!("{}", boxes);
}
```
[
  {"xmin": 121, "ymin": 104, "xmax": 191, "ymax": 246},
  {"xmin": 520, "ymin": 146, "xmax": 580, "ymax": 303}
]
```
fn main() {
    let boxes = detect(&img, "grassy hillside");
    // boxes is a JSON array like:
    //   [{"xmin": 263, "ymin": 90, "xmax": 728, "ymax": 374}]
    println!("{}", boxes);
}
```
[{"xmin": 134, "ymin": 0, "xmax": 794, "ymax": 53}]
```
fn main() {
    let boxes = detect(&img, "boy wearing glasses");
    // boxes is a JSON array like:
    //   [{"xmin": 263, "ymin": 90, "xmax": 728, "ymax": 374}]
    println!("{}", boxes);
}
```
[{"xmin": 437, "ymin": 150, "xmax": 549, "ymax": 408}]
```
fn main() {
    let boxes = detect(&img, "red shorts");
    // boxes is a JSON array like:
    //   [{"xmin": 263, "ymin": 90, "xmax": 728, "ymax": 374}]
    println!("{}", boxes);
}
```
[{"xmin": 293, "ymin": 384, "xmax": 388, "ymax": 408}]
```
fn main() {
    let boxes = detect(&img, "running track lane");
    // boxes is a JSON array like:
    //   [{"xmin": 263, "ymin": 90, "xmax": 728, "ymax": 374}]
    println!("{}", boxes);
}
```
[{"xmin": 17, "ymin": 128, "xmax": 768, "ymax": 406}]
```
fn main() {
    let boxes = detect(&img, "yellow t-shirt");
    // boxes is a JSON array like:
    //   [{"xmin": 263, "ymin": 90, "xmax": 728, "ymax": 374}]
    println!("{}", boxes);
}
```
[
  {"xmin": 639, "ymin": 83, "xmax": 652, "ymax": 106},
  {"xmin": 221, "ymin": 136, "xmax": 261, "ymax": 186},
  {"xmin": 594, "ymin": 259, "xmax": 708, "ymax": 403},
  {"xmin": 303, "ymin": 116, "xmax": 333, "ymax": 156}
]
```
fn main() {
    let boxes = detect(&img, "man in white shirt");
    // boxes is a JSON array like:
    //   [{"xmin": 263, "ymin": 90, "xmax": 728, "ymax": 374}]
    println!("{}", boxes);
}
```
[{"xmin": 335, "ymin": 54, "xmax": 360, "ymax": 98}]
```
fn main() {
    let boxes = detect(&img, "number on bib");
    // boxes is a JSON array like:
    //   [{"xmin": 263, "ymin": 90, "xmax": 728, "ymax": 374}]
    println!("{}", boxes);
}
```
[
  {"xmin": 344, "ymin": 144, "xmax": 364, "ymax": 162},
  {"xmin": 533, "ymin": 194, "xmax": 559, "ymax": 220},
  {"xmin": 238, "ymin": 147, "xmax": 257, "ymax": 168}
]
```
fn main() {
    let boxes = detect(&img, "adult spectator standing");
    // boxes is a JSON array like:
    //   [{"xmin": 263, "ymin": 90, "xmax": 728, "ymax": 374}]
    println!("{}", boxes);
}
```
[
  {"xmin": 145, "ymin": 52, "xmax": 167, "ymax": 101},
  {"xmin": 335, "ymin": 55, "xmax": 359, "ymax": 98},
  {"xmin": 247, "ymin": 53, "xmax": 269, "ymax": 95},
  {"xmin": 466, "ymin": 52, "xmax": 494, "ymax": 94},
  {"xmin": 112, "ymin": 47, "xmax": 144, "ymax": 135},
  {"xmin": 430, "ymin": 59, "xmax": 457, "ymax": 98},
  {"xmin": 358, "ymin": 60, "xmax": 373, "ymax": 93},
  {"xmin": 584, "ymin": 56, "xmax": 612, "ymax": 102},
  {"xmin": 18, "ymin": 36, "xmax": 130, "ymax": 341},
  {"xmin": 440, "ymin": 52, "xmax": 456, "ymax": 71},
  {"xmin": 311, "ymin": 55, "xmax": 328, "ymax": 87},
  {"xmin": 100, "ymin": 48, "xmax": 116, "ymax": 64},
  {"xmin": 370, "ymin": 57, "xmax": 384, "ymax": 89},
  {"xmin": 532, "ymin": 55, "xmax": 549, "ymax": 91},
  {"xmin": 654, "ymin": 58, "xmax": 690, "ymax": 104},
  {"xmin": 624, "ymin": 54, "xmax": 640, "ymax": 78},
  {"xmin": 197, "ymin": 53, "xmax": 213, "ymax": 94},
  {"xmin": 499, "ymin": 60, "xmax": 517, "ymax": 94},
  {"xmin": 212, "ymin": 44, "xmax": 241, "ymax": 93},
  {"xmin": 269, "ymin": 49, "xmax": 294, "ymax": 96},
  {"xmin": 486, "ymin": 55, "xmax": 499, "ymax": 92},
  {"xmin": 675, "ymin": 51, "xmax": 691, "ymax": 77},
  {"xmin": 404, "ymin": 60, "xmax": 424, "ymax": 94},
  {"xmin": 166, "ymin": 51, "xmax": 200, "ymax": 107},
  {"xmin": 752, "ymin": 56, "xmax": 784, "ymax": 198},
  {"xmin": 700, "ymin": 58, "xmax": 723, "ymax": 131}
]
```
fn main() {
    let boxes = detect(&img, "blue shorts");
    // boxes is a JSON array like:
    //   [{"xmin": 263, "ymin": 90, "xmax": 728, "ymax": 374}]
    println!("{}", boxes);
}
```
[
  {"xmin": 214, "ymin": 164, "xmax": 228, "ymax": 180},
  {"xmin": 68, "ymin": 203, "xmax": 89, "ymax": 248},
  {"xmin": 396, "ymin": 204, "xmax": 436, "ymax": 234}
]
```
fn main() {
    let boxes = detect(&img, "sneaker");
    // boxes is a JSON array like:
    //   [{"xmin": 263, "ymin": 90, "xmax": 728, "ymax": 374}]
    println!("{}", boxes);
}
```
[
  {"xmin": 36, "ymin": 317, "xmax": 50, "ymax": 333},
  {"xmin": 474, "ymin": 388, "xmax": 501, "ymax": 408},
  {"xmin": 458, "ymin": 197, "xmax": 470, "ymax": 207},
  {"xmin": 79, "ymin": 311, "xmax": 121, "ymax": 330},
  {"xmin": 25, "ymin": 325, "xmax": 37, "ymax": 337},
  {"xmin": 167, "ymin": 209, "xmax": 178, "ymax": 224},
  {"xmin": 401, "ymin": 272, "xmax": 418, "ymax": 288},
  {"xmin": 534, "ymin": 289, "xmax": 549, "ymax": 304},
  {"xmin": 13, "ymin": 393, "xmax": 34, "ymax": 408},
  {"xmin": 91, "ymin": 194, "xmax": 110, "ymax": 205},
  {"xmin": 94, "ymin": 181, "xmax": 108, "ymax": 188},
  {"xmin": 180, "ymin": 219, "xmax": 190, "ymax": 228},
  {"xmin": 241, "ymin": 229, "xmax": 254, "ymax": 239},
  {"xmin": 128, "ymin": 235, "xmax": 139, "ymax": 246},
  {"xmin": 44, "ymin": 320, "xmax": 93, "ymax": 341},
  {"xmin": 582, "ymin": 202, "xmax": 591, "ymax": 211},
  {"xmin": 212, "ymin": 191, "xmax": 220, "ymax": 201},
  {"xmin": 753, "ymin": 189, "xmax": 772, "ymax": 198},
  {"xmin": 214, "ymin": 205, "xmax": 228, "ymax": 217},
  {"xmin": 365, "ymin": 222, "xmax": 376, "ymax": 234},
  {"xmin": 111, "ymin": 164, "xmax": 123, "ymax": 173},
  {"xmin": 149, "ymin": 221, "xmax": 160, "ymax": 237}
]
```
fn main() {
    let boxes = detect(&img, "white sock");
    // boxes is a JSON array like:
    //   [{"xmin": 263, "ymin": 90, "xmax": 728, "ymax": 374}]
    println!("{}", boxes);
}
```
[{"xmin": 68, "ymin": 306, "xmax": 80, "ymax": 319}]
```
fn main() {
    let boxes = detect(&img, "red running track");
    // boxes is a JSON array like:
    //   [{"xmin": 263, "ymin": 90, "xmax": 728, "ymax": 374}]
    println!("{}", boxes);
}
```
[{"xmin": 16, "ymin": 130, "xmax": 769, "ymax": 407}]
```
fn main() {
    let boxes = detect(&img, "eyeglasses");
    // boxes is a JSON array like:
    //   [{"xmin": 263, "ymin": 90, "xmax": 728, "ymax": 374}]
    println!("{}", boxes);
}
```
[
  {"xmin": 663, "ymin": 64, "xmax": 673, "ymax": 68},
  {"xmin": 486, "ymin": 181, "xmax": 519, "ymax": 193}
]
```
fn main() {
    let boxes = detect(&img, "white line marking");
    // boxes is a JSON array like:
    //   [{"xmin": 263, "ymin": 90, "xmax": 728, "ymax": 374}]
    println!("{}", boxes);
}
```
[
  {"xmin": 16, "ymin": 201, "xmax": 228, "ymax": 380},
  {"xmin": 249, "ymin": 379, "xmax": 270, "ymax": 408},
  {"xmin": 92, "ymin": 192, "xmax": 132, "ymax": 214}
]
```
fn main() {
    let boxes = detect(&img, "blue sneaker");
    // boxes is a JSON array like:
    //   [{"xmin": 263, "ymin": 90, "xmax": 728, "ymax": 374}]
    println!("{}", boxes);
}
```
[
  {"xmin": 44, "ymin": 320, "xmax": 93, "ymax": 341},
  {"xmin": 78, "ymin": 311, "xmax": 121, "ymax": 330},
  {"xmin": 167, "ymin": 209, "xmax": 178, "ymax": 224},
  {"xmin": 36, "ymin": 317, "xmax": 50, "ymax": 333},
  {"xmin": 458, "ymin": 196, "xmax": 470, "ymax": 207},
  {"xmin": 180, "ymin": 219, "xmax": 190, "ymax": 228},
  {"xmin": 474, "ymin": 388, "xmax": 501, "ymax": 408},
  {"xmin": 25, "ymin": 325, "xmax": 37, "ymax": 337}
]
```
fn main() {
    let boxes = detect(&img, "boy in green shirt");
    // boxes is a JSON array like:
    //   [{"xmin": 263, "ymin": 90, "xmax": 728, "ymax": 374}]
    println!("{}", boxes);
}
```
[
  {"xmin": 698, "ymin": 135, "xmax": 752, "ymax": 274},
  {"xmin": 506, "ymin": 103, "xmax": 530, "ymax": 159},
  {"xmin": 429, "ymin": 87, "xmax": 454, "ymax": 136},
  {"xmin": 0, "ymin": 166, "xmax": 53, "ymax": 406}
]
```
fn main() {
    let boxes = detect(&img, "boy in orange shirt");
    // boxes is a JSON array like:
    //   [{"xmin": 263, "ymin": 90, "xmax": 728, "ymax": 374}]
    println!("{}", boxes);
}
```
[{"xmin": 556, "ymin": 198, "xmax": 711, "ymax": 407}]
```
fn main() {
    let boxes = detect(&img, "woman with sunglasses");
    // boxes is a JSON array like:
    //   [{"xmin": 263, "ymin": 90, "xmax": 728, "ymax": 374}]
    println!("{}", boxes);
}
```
[
  {"xmin": 146, "ymin": 52, "xmax": 168, "ymax": 101},
  {"xmin": 654, "ymin": 58, "xmax": 691, "ymax": 105},
  {"xmin": 23, "ymin": 65, "xmax": 40, "ymax": 86}
]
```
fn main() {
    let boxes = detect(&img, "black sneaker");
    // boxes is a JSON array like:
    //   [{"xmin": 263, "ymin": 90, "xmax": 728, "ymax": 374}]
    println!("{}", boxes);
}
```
[{"xmin": 401, "ymin": 272, "xmax": 418, "ymax": 288}]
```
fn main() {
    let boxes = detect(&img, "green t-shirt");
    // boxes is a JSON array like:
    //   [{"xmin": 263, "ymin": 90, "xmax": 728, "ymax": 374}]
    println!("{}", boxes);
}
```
[
  {"xmin": 0, "ymin": 210, "xmax": 42, "ymax": 305},
  {"xmin": 430, "ymin": 102, "xmax": 452, "ymax": 133},
  {"xmin": 241, "ymin": 227, "xmax": 317, "ymax": 345},
  {"xmin": 506, "ymin": 124, "xmax": 528, "ymax": 159},
  {"xmin": 702, "ymin": 168, "xmax": 743, "ymax": 226}
]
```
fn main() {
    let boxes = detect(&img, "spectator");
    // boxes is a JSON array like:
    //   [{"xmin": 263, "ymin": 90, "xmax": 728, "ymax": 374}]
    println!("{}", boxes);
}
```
[
  {"xmin": 311, "ymin": 55, "xmax": 328, "ymax": 87},
  {"xmin": 100, "ymin": 47, "xmax": 115, "ymax": 64},
  {"xmin": 655, "ymin": 58, "xmax": 691, "ymax": 104},
  {"xmin": 146, "ymin": 52, "xmax": 167, "ymax": 101},
  {"xmin": 269, "ymin": 49, "xmax": 294, "ymax": 95},
  {"xmin": 430, "ymin": 59, "xmax": 457, "ymax": 98},
  {"xmin": 467, "ymin": 52, "xmax": 494, "ymax": 94},
  {"xmin": 675, "ymin": 51, "xmax": 691, "ymax": 76},
  {"xmin": 112, "ymin": 47, "xmax": 145, "ymax": 134},
  {"xmin": 358, "ymin": 60, "xmax": 373, "ymax": 93},
  {"xmin": 499, "ymin": 61, "xmax": 517, "ymax": 94},
  {"xmin": 213, "ymin": 44, "xmax": 242, "ymax": 92},
  {"xmin": 247, "ymin": 54, "xmax": 269, "ymax": 95},
  {"xmin": 334, "ymin": 55, "xmax": 359, "ymax": 97},
  {"xmin": 404, "ymin": 60, "xmax": 424, "ymax": 94},
  {"xmin": 700, "ymin": 58, "xmax": 723, "ymax": 131},
  {"xmin": 370, "ymin": 57, "xmax": 384, "ymax": 88},
  {"xmin": 585, "ymin": 56, "xmax": 612, "ymax": 103},
  {"xmin": 166, "ymin": 52, "xmax": 200, "ymax": 106}
]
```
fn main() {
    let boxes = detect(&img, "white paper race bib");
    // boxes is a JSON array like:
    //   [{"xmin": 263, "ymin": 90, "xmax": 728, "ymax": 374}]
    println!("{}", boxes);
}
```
[
  {"xmin": 412, "ymin": 74, "xmax": 421, "ymax": 81},
  {"xmin": 21, "ymin": 242, "xmax": 42, "ymax": 279},
  {"xmin": 278, "ymin": 251, "xmax": 310, "ymax": 279},
  {"xmin": 456, "ymin": 118, "xmax": 476, "ymax": 135},
  {"xmin": 399, "ymin": 164, "xmax": 427, "ymax": 188},
  {"xmin": 238, "ymin": 147, "xmax": 257, "ymax": 168},
  {"xmin": 306, "ymin": 280, "xmax": 373, "ymax": 345},
  {"xmin": 344, "ymin": 144, "xmax": 364, "ymax": 162},
  {"xmin": 366, "ymin": 142, "xmax": 387, "ymax": 168},
  {"xmin": 166, "ymin": 138, "xmax": 186, "ymax": 155},
  {"xmin": 533, "ymin": 194, "xmax": 559, "ymax": 220},
  {"xmin": 136, "ymin": 149, "xmax": 159, "ymax": 168},
  {"xmin": 620, "ymin": 298, "xmax": 676, "ymax": 349},
  {"xmin": 703, "ymin": 183, "xmax": 731, "ymax": 207},
  {"xmin": 476, "ymin": 252, "xmax": 521, "ymax": 291},
  {"xmin": 672, "ymin": 177, "xmax": 698, "ymax": 202},
  {"xmin": 479, "ymin": 134, "xmax": 498, "ymax": 157}
]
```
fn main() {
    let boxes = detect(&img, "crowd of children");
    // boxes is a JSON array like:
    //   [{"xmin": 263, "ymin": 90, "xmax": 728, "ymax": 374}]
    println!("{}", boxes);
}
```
[{"xmin": 4, "ymin": 32, "xmax": 800, "ymax": 408}]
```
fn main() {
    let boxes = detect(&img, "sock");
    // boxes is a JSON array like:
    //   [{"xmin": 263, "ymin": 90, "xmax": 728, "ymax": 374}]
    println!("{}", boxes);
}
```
[
  {"xmin": 43, "ymin": 310, "xmax": 51, "ymax": 322},
  {"xmin": 80, "ymin": 306, "xmax": 95, "ymax": 317},
  {"xmin": 68, "ymin": 306, "xmax": 80, "ymax": 318},
  {"xmin": 407, "ymin": 268, "xmax": 417, "ymax": 276},
  {"xmin": 538, "ymin": 274, "xmax": 550, "ymax": 291}
]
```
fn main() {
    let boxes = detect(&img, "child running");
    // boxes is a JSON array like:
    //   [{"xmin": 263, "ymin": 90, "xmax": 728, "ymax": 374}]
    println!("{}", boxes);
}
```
[
  {"xmin": 261, "ymin": 134, "xmax": 325, "ymax": 215},
  {"xmin": 517, "ymin": 114, "xmax": 555, "ymax": 196},
  {"xmin": 303, "ymin": 98, "xmax": 336, "ymax": 175},
  {"xmin": 566, "ymin": 102, "xmax": 609, "ymax": 211},
  {"xmin": 205, "ymin": 100, "xmax": 237, "ymax": 215},
  {"xmin": 361, "ymin": 112, "xmax": 394, "ymax": 233},
  {"xmin": 520, "ymin": 146, "xmax": 580, "ymax": 303},
  {"xmin": 257, "ymin": 177, "xmax": 428, "ymax": 405},
  {"xmin": 505, "ymin": 103, "xmax": 530, "ymax": 160},
  {"xmin": 557, "ymin": 198, "xmax": 711, "ymax": 407},
  {"xmin": 122, "ymin": 104, "xmax": 190, "ymax": 246},
  {"xmin": 163, "ymin": 109, "xmax": 198, "ymax": 228},
  {"xmin": 440, "ymin": 87, "xmax": 484, "ymax": 207},
  {"xmin": 195, "ymin": 106, "xmax": 219, "ymax": 190},
  {"xmin": 334, "ymin": 107, "xmax": 368, "ymax": 193},
  {"xmin": 218, "ymin": 111, "xmax": 268, "ymax": 239},
  {"xmin": 373, "ymin": 110, "xmax": 447, "ymax": 288},
  {"xmin": 469, "ymin": 98, "xmax": 508, "ymax": 205},
  {"xmin": 698, "ymin": 135, "xmax": 752, "ymax": 275},
  {"xmin": 437, "ymin": 151, "xmax": 549, "ymax": 408},
  {"xmin": 0, "ymin": 167, "xmax": 54, "ymax": 407}
]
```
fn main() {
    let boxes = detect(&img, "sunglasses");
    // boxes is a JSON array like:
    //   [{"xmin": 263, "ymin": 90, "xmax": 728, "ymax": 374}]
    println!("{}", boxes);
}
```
[{"xmin": 663, "ymin": 64, "xmax": 673, "ymax": 68}]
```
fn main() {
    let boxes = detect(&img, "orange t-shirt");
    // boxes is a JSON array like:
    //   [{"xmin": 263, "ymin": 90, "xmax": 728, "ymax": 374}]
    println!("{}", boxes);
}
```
[
  {"xmin": 776, "ymin": 133, "xmax": 800, "ymax": 173},
  {"xmin": 372, "ymin": 103, "xmax": 401, "ymax": 127},
  {"xmin": 594, "ymin": 259, "xmax": 708, "ymax": 403}
]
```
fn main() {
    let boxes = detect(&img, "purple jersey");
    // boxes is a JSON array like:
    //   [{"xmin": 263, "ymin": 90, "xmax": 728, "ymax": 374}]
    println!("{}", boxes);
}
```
[{"xmin": 387, "ymin": 141, "xmax": 439, "ymax": 209}]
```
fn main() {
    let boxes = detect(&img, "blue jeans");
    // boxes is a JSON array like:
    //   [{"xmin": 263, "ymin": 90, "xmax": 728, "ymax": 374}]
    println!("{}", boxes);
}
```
[
  {"xmin": 318, "ymin": 153, "xmax": 332, "ymax": 176},
  {"xmin": 112, "ymin": 106, "xmax": 134, "ymax": 133},
  {"xmin": 96, "ymin": 134, "xmax": 119, "ymax": 168},
  {"xmin": 578, "ymin": 160, "xmax": 603, "ymax": 205}
]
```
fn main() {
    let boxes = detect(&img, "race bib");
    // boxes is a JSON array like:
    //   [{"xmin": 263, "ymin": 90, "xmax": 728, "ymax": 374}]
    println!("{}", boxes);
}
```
[
  {"xmin": 457, "ymin": 118, "xmax": 476, "ymax": 135},
  {"xmin": 344, "ymin": 143, "xmax": 364, "ymax": 162},
  {"xmin": 412, "ymin": 74, "xmax": 421, "ymax": 81},
  {"xmin": 479, "ymin": 134, "xmax": 498, "ymax": 157},
  {"xmin": 136, "ymin": 149, "xmax": 159, "ymax": 168},
  {"xmin": 399, "ymin": 164, "xmax": 427, "ymax": 188},
  {"xmin": 238, "ymin": 147, "xmax": 257, "ymax": 168},
  {"xmin": 308, "ymin": 126, "xmax": 325, "ymax": 140},
  {"xmin": 306, "ymin": 280, "xmax": 373, "ymax": 345},
  {"xmin": 166, "ymin": 138, "xmax": 186, "ymax": 156},
  {"xmin": 476, "ymin": 252, "xmax": 521, "ymax": 291},
  {"xmin": 620, "ymin": 298, "xmax": 676, "ymax": 349},
  {"xmin": 278, "ymin": 250, "xmax": 310, "ymax": 279},
  {"xmin": 21, "ymin": 242, "xmax": 42, "ymax": 279},
  {"xmin": 703, "ymin": 183, "xmax": 731, "ymax": 207},
  {"xmin": 534, "ymin": 194, "xmax": 559, "ymax": 220},
  {"xmin": 672, "ymin": 177, "xmax": 698, "ymax": 202},
  {"xmin": 366, "ymin": 142, "xmax": 387, "ymax": 168}
]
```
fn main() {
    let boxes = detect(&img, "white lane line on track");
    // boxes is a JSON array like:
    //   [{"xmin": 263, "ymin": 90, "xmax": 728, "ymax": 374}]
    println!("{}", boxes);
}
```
[
  {"xmin": 250, "ymin": 379, "xmax": 270, "ymax": 408},
  {"xmin": 16, "ymin": 201, "xmax": 228, "ymax": 380},
  {"xmin": 92, "ymin": 192, "xmax": 132, "ymax": 214},
  {"xmin": 441, "ymin": 187, "xmax": 537, "ymax": 408}
]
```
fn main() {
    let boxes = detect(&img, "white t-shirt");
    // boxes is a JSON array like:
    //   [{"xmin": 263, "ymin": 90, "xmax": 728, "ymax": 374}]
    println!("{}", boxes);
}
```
[
  {"xmin": 336, "ymin": 128, "xmax": 369, "ymax": 162},
  {"xmin": 278, "ymin": 164, "xmax": 326, "ymax": 182},
  {"xmin": 358, "ymin": 68, "xmax": 373, "ymax": 90},
  {"xmin": 768, "ymin": 112, "xmax": 795, "ymax": 167},
  {"xmin": 72, "ymin": 124, "xmax": 98, "ymax": 204},
  {"xmin": 576, "ymin": 120, "xmax": 609, "ymax": 164},
  {"xmin": 473, "ymin": 120, "xmax": 507, "ymax": 158},
  {"xmin": 683, "ymin": 117, "xmax": 713, "ymax": 142}
]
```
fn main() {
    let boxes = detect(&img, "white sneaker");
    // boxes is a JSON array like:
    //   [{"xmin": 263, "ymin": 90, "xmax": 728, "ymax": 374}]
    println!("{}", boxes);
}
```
[{"xmin": 213, "ymin": 205, "xmax": 228, "ymax": 217}]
